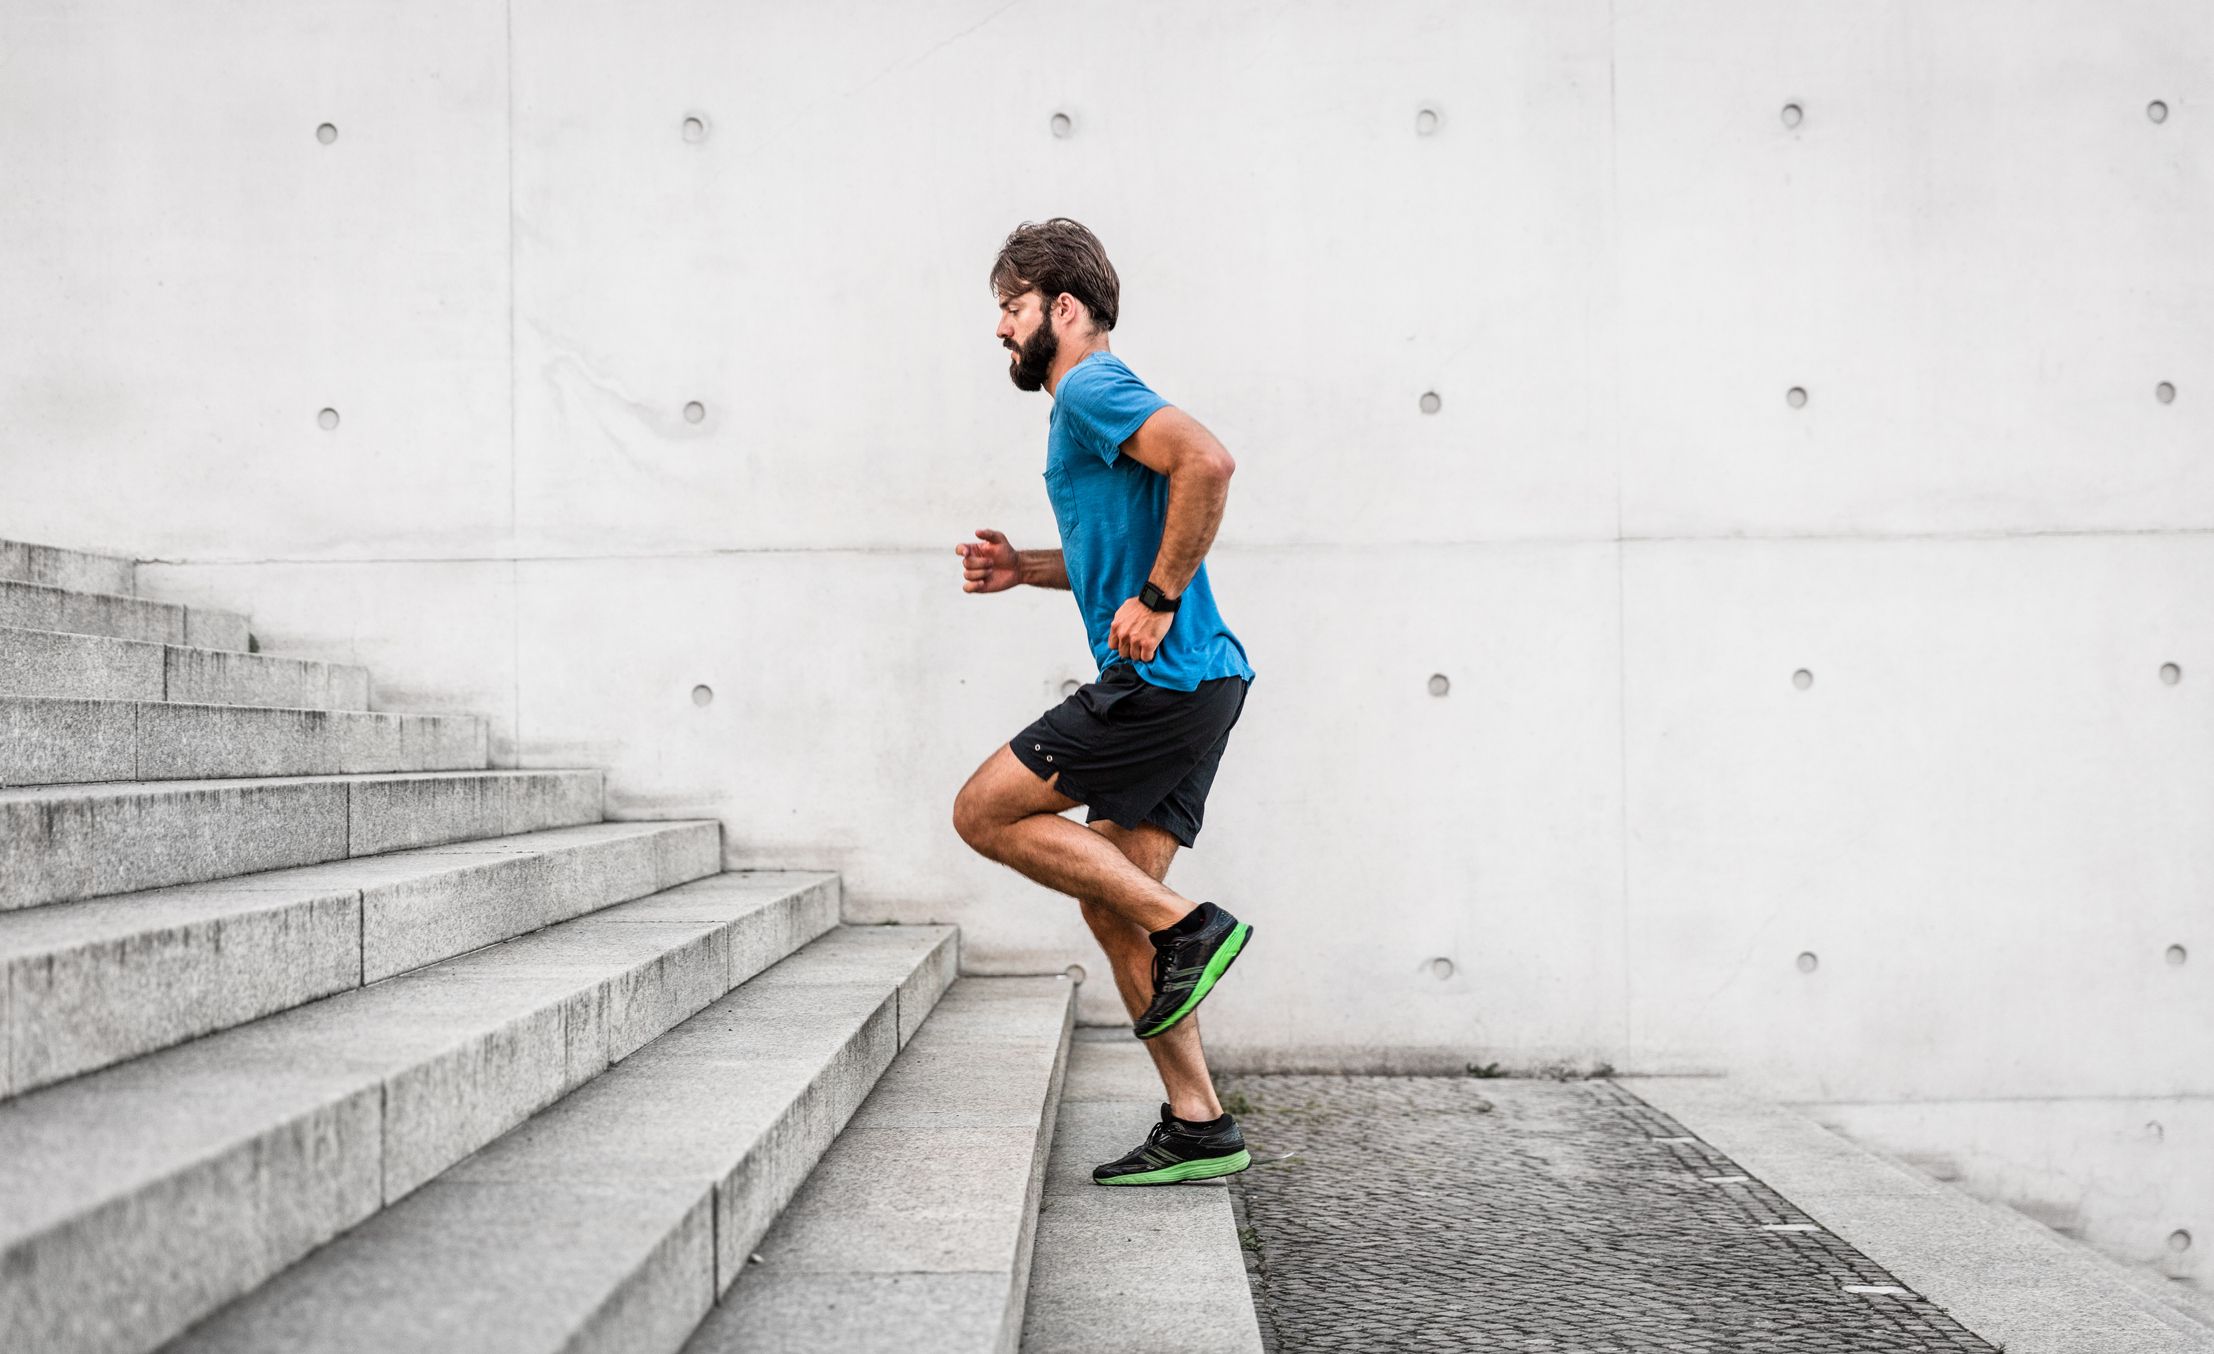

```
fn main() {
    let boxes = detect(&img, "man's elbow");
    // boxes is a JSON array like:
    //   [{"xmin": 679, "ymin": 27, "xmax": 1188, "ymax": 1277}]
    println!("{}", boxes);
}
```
[{"xmin": 1190, "ymin": 442, "xmax": 1235, "ymax": 483}]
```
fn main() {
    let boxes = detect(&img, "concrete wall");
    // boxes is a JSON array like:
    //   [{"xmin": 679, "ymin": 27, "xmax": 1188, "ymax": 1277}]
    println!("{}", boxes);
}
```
[{"xmin": 2, "ymin": 0, "xmax": 2208, "ymax": 1285}]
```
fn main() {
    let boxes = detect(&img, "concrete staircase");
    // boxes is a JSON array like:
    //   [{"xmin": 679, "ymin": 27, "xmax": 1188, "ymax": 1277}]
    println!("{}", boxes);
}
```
[{"xmin": 0, "ymin": 538, "xmax": 1079, "ymax": 1354}]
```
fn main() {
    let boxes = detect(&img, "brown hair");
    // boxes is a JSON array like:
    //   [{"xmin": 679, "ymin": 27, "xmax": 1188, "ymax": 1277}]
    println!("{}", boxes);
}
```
[{"xmin": 989, "ymin": 218, "xmax": 1122, "ymax": 332}]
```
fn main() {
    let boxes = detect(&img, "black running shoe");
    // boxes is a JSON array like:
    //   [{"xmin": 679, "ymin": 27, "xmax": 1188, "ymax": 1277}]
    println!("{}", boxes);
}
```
[
  {"xmin": 1092, "ymin": 1102, "xmax": 1252, "ymax": 1186},
  {"xmin": 1134, "ymin": 901, "xmax": 1252, "ymax": 1040}
]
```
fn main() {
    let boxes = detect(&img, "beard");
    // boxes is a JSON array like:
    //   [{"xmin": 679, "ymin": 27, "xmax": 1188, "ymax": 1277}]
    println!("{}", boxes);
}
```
[{"xmin": 1006, "ymin": 319, "xmax": 1058, "ymax": 391}]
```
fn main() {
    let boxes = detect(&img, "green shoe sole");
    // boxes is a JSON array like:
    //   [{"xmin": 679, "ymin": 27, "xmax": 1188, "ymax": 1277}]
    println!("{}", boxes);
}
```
[
  {"xmin": 1136, "ymin": 922, "xmax": 1251, "ymax": 1040},
  {"xmin": 1095, "ymin": 1148, "xmax": 1252, "ymax": 1186}
]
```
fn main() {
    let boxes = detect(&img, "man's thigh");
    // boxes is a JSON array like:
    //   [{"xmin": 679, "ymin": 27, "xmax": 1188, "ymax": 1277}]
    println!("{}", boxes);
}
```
[{"xmin": 957, "ymin": 742, "xmax": 1084, "ymax": 824}]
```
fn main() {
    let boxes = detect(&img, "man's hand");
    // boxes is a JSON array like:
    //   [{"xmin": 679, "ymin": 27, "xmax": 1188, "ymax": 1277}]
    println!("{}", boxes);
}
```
[
  {"xmin": 1108, "ymin": 597, "xmax": 1174, "ymax": 662},
  {"xmin": 957, "ymin": 528, "xmax": 1022, "ymax": 593}
]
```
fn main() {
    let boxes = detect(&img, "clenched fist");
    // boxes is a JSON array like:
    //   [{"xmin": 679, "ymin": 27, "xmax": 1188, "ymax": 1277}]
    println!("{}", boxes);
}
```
[
  {"xmin": 1108, "ymin": 597, "xmax": 1173, "ymax": 662},
  {"xmin": 956, "ymin": 528, "xmax": 1021, "ymax": 594}
]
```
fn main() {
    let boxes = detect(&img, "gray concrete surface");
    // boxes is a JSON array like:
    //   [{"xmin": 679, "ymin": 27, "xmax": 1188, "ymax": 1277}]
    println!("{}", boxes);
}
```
[
  {"xmin": 0, "ymin": 871, "xmax": 842, "ymax": 1354},
  {"xmin": 0, "ymin": 695, "xmax": 138, "ymax": 784},
  {"xmin": 0, "ymin": 769, "xmax": 604, "ymax": 910},
  {"xmin": 0, "ymin": 882, "xmax": 361, "ymax": 1100},
  {"xmin": 165, "ymin": 642, "xmax": 372, "ymax": 710},
  {"xmin": 0, "ymin": 624, "xmax": 372, "ymax": 709},
  {"xmin": 136, "ymin": 701, "xmax": 483, "ymax": 780},
  {"xmin": 689, "ymin": 975, "xmax": 1075, "ymax": 1354},
  {"xmin": 354, "ymin": 819, "xmax": 720, "ymax": 980},
  {"xmin": 1622, "ymin": 1076, "xmax": 2214, "ymax": 1354},
  {"xmin": 346, "ymin": 767, "xmax": 604, "ymax": 856},
  {"xmin": 179, "ymin": 604, "xmax": 249, "ymax": 652},
  {"xmin": 1021, "ymin": 1031, "xmax": 1265, "ymax": 1354},
  {"xmin": 0, "ymin": 625, "xmax": 165, "ymax": 703},
  {"xmin": 163, "ymin": 923, "xmax": 957, "ymax": 1354},
  {"xmin": 0, "ymin": 539, "xmax": 137, "ymax": 597},
  {"xmin": 0, "ymin": 578, "xmax": 185, "ymax": 645},
  {"xmin": 0, "ymin": 696, "xmax": 486, "ymax": 786},
  {"xmin": 0, "ymin": 820, "xmax": 723, "ymax": 1097},
  {"xmin": 0, "ymin": 774, "xmax": 350, "ymax": 910}
]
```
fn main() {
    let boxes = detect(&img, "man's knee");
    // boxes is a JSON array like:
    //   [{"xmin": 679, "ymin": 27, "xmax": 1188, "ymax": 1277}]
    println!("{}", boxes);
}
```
[{"xmin": 951, "ymin": 778, "xmax": 1002, "ymax": 857}]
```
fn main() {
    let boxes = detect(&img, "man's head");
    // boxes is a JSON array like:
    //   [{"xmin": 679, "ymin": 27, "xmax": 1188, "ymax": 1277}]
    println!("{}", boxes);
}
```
[{"xmin": 990, "ymin": 218, "xmax": 1121, "ymax": 391}]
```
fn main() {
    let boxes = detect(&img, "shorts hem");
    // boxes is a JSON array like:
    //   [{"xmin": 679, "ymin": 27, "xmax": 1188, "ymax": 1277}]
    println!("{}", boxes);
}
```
[
  {"xmin": 1082, "ymin": 805, "xmax": 1199, "ymax": 849},
  {"xmin": 1009, "ymin": 739, "xmax": 1093, "ymax": 802}
]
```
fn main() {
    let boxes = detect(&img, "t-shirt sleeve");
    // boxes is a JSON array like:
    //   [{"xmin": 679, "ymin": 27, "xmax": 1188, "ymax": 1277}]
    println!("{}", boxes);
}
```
[{"xmin": 1061, "ymin": 363, "xmax": 1170, "ymax": 467}]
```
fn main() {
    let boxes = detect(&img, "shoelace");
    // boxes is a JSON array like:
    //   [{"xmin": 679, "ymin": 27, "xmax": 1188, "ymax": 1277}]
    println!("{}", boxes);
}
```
[{"xmin": 1151, "ymin": 932, "xmax": 1211, "ymax": 994}]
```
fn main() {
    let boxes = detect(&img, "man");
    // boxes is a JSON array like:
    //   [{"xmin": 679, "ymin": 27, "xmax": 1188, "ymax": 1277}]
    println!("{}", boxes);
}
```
[{"xmin": 951, "ymin": 217, "xmax": 1258, "ymax": 1186}]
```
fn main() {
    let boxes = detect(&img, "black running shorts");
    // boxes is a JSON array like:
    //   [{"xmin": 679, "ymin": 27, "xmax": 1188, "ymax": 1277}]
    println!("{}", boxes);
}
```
[{"xmin": 1008, "ymin": 662, "xmax": 1250, "ymax": 848}]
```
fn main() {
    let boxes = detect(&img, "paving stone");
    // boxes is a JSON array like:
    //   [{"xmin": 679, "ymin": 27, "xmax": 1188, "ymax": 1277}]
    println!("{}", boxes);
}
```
[
  {"xmin": 1623, "ymin": 1077, "xmax": 2214, "ymax": 1352},
  {"xmin": 1218, "ymin": 1074, "xmax": 2004, "ymax": 1353}
]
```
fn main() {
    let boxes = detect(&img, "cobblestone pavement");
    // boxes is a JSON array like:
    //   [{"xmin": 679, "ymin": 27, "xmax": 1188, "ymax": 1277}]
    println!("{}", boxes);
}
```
[{"xmin": 1218, "ymin": 1075, "xmax": 2000, "ymax": 1353}]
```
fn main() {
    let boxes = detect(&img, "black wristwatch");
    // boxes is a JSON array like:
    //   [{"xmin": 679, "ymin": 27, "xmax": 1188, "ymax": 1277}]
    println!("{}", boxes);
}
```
[{"xmin": 1138, "ymin": 579, "xmax": 1181, "ymax": 613}]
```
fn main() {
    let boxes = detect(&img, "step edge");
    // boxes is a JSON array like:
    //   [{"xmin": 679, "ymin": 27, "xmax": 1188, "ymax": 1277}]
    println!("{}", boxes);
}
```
[
  {"xmin": 154, "ymin": 920, "xmax": 955, "ymax": 1354},
  {"xmin": 0, "ymin": 622, "xmax": 365, "ymax": 677},
  {"xmin": 706, "ymin": 974, "xmax": 1077, "ymax": 1350},
  {"xmin": 0, "ymin": 877, "xmax": 853, "ymax": 1354},
  {"xmin": 0, "ymin": 766, "xmax": 604, "ymax": 801},
  {"xmin": 0, "ymin": 820, "xmax": 728, "ymax": 1098}
]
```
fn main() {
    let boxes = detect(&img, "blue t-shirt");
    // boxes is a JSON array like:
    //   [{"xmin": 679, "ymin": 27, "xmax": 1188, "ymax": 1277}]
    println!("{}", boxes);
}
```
[{"xmin": 1045, "ymin": 351, "xmax": 1255, "ymax": 692}]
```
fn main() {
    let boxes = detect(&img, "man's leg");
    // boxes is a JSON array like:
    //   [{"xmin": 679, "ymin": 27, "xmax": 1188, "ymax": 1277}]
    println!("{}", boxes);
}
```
[
  {"xmin": 952, "ymin": 743, "xmax": 1198, "ymax": 934},
  {"xmin": 1078, "ymin": 819, "xmax": 1223, "ymax": 1123}
]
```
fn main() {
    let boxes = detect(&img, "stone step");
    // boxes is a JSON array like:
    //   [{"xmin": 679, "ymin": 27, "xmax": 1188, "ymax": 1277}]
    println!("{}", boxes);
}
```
[
  {"xmin": 0, "ymin": 769, "xmax": 605, "ymax": 912},
  {"xmin": 0, "ymin": 696, "xmax": 485, "ymax": 788},
  {"xmin": 1020, "ymin": 1032, "xmax": 1268, "ymax": 1354},
  {"xmin": 0, "ymin": 819, "xmax": 723, "ymax": 1100},
  {"xmin": 0, "ymin": 578, "xmax": 248, "ymax": 651},
  {"xmin": 0, "ymin": 870, "xmax": 848, "ymax": 1354},
  {"xmin": 686, "ymin": 975, "xmax": 1075, "ymax": 1354},
  {"xmin": 0, "ymin": 538, "xmax": 138, "ymax": 598},
  {"xmin": 159, "ymin": 922, "xmax": 961, "ymax": 1354},
  {"xmin": 0, "ymin": 624, "xmax": 371, "ymax": 710}
]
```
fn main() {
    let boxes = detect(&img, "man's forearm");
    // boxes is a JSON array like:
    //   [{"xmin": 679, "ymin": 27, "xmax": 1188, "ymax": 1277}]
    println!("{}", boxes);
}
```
[
  {"xmin": 1019, "ymin": 548, "xmax": 1069, "ymax": 590},
  {"xmin": 1145, "ymin": 464, "xmax": 1232, "ymax": 596}
]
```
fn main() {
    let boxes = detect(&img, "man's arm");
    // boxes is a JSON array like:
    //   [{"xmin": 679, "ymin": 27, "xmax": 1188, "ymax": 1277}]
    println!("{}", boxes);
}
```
[
  {"xmin": 957, "ymin": 529, "xmax": 1053, "ymax": 594},
  {"xmin": 1116, "ymin": 407, "xmax": 1236, "ymax": 597},
  {"xmin": 1018, "ymin": 549, "xmax": 1069, "ymax": 590}
]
